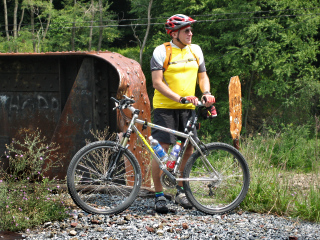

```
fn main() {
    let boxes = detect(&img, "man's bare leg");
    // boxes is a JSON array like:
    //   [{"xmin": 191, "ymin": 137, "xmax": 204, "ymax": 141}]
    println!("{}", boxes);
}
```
[{"xmin": 152, "ymin": 142, "xmax": 169, "ymax": 193}]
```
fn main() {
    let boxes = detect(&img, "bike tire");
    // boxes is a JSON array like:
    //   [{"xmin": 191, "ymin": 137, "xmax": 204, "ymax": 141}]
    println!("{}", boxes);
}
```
[
  {"xmin": 67, "ymin": 141, "xmax": 142, "ymax": 215},
  {"xmin": 183, "ymin": 142, "xmax": 250, "ymax": 215}
]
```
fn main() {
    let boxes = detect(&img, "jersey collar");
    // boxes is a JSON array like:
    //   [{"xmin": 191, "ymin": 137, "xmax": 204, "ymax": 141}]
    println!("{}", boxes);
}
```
[{"xmin": 170, "ymin": 40, "xmax": 189, "ymax": 49}]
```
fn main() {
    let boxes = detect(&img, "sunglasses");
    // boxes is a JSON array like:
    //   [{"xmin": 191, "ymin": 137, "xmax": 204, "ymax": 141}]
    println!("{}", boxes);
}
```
[{"xmin": 182, "ymin": 28, "xmax": 193, "ymax": 34}]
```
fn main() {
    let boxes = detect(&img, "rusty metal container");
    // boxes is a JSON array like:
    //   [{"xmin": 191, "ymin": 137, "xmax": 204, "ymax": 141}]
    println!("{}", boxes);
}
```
[{"xmin": 0, "ymin": 51, "xmax": 151, "ymax": 186}]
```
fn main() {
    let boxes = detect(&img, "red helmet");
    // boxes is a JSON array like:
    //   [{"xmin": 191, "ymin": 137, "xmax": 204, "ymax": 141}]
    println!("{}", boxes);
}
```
[{"xmin": 165, "ymin": 14, "xmax": 197, "ymax": 35}]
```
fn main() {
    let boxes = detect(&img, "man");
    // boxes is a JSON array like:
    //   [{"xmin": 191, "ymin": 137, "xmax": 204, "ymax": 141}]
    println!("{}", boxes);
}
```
[{"xmin": 150, "ymin": 14, "xmax": 216, "ymax": 213}]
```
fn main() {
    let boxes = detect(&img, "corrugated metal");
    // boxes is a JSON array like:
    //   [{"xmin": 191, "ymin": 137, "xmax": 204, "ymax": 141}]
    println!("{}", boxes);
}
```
[{"xmin": 0, "ymin": 51, "xmax": 151, "ymax": 187}]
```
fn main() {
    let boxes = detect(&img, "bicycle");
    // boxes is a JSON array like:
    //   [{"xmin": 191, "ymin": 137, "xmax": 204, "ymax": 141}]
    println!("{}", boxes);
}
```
[{"xmin": 67, "ymin": 95, "xmax": 250, "ymax": 215}]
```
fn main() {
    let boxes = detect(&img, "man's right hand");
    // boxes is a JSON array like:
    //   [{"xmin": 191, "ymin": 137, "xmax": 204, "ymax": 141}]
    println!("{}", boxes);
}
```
[{"xmin": 179, "ymin": 96, "xmax": 199, "ymax": 106}]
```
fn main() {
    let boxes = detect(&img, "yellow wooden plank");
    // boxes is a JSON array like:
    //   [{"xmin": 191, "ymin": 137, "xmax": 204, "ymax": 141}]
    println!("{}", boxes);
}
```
[{"xmin": 228, "ymin": 76, "xmax": 242, "ymax": 140}]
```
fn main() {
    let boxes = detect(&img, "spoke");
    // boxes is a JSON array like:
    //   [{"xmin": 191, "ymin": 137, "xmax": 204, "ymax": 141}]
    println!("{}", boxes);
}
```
[
  {"xmin": 107, "ymin": 183, "xmax": 130, "ymax": 198},
  {"xmin": 77, "ymin": 163, "xmax": 103, "ymax": 178}
]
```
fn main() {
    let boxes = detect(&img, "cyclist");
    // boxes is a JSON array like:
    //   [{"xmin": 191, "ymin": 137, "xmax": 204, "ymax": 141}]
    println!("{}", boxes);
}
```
[{"xmin": 150, "ymin": 14, "xmax": 216, "ymax": 213}]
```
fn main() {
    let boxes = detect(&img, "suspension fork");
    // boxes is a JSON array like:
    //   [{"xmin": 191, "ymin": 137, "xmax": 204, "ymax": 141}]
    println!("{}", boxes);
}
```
[
  {"xmin": 106, "ymin": 112, "xmax": 138, "ymax": 180},
  {"xmin": 105, "ymin": 146, "xmax": 126, "ymax": 180}
]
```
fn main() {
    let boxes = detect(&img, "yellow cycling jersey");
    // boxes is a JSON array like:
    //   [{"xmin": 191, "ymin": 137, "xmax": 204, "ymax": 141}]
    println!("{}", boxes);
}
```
[{"xmin": 153, "ymin": 46, "xmax": 199, "ymax": 109}]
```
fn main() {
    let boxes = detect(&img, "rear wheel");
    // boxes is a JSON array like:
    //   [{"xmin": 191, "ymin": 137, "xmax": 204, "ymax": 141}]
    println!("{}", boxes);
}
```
[
  {"xmin": 67, "ymin": 141, "xmax": 141, "ymax": 215},
  {"xmin": 183, "ymin": 142, "xmax": 250, "ymax": 214}
]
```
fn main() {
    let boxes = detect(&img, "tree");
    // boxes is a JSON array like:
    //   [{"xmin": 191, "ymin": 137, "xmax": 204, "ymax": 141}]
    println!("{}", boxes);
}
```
[
  {"xmin": 97, "ymin": 0, "xmax": 103, "ymax": 51},
  {"xmin": 88, "ymin": 0, "xmax": 95, "ymax": 51},
  {"xmin": 130, "ymin": 0, "xmax": 153, "ymax": 66},
  {"xmin": 13, "ymin": 0, "xmax": 18, "ymax": 39},
  {"xmin": 42, "ymin": 0, "xmax": 53, "ymax": 40},
  {"xmin": 3, "ymin": 0, "xmax": 9, "ymax": 42},
  {"xmin": 71, "ymin": 0, "xmax": 77, "ymax": 51},
  {"xmin": 138, "ymin": 0, "xmax": 320, "ymax": 140}
]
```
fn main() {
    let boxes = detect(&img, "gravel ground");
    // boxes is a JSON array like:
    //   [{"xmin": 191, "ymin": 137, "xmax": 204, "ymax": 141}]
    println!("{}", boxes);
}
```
[{"xmin": 21, "ymin": 197, "xmax": 320, "ymax": 240}]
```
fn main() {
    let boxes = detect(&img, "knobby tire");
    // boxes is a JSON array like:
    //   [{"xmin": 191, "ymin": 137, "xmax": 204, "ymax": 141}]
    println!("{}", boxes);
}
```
[
  {"xmin": 183, "ymin": 142, "xmax": 250, "ymax": 215},
  {"xmin": 67, "ymin": 141, "xmax": 141, "ymax": 215}
]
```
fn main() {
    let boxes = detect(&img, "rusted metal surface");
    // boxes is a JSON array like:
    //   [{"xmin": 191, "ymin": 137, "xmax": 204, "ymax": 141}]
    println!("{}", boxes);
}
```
[{"xmin": 0, "ymin": 51, "xmax": 151, "ymax": 187}]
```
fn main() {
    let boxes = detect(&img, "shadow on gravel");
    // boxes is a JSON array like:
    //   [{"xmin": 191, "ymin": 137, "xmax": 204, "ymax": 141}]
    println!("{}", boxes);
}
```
[{"xmin": 0, "ymin": 231, "xmax": 24, "ymax": 239}]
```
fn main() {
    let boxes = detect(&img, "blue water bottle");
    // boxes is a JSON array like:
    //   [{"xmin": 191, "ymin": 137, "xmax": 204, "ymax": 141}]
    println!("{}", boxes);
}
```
[
  {"xmin": 167, "ymin": 141, "xmax": 181, "ymax": 170},
  {"xmin": 149, "ymin": 136, "xmax": 168, "ymax": 163}
]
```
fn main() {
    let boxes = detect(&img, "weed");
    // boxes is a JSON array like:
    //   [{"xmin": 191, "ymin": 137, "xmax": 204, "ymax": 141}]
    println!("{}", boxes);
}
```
[
  {"xmin": 240, "ymin": 126, "xmax": 320, "ymax": 222},
  {"xmin": 0, "ymin": 128, "xmax": 70, "ymax": 232}
]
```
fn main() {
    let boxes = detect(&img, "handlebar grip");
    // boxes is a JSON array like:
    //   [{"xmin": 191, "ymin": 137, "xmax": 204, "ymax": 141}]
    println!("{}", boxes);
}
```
[
  {"xmin": 180, "ymin": 97, "xmax": 204, "ymax": 107},
  {"xmin": 111, "ymin": 97, "xmax": 119, "ymax": 104},
  {"xmin": 180, "ymin": 97, "xmax": 188, "ymax": 104}
]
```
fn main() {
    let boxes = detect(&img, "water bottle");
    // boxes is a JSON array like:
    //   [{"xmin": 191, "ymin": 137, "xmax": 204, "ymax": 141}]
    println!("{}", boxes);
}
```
[
  {"xmin": 166, "ymin": 141, "xmax": 181, "ymax": 170},
  {"xmin": 149, "ymin": 136, "xmax": 168, "ymax": 163}
]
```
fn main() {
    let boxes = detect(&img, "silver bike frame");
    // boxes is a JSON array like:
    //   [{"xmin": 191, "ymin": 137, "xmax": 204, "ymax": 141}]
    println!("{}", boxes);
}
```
[{"xmin": 119, "ymin": 106, "xmax": 221, "ymax": 183}]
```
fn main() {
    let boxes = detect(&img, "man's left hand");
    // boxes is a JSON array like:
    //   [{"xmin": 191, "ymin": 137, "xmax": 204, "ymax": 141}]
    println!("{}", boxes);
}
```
[{"xmin": 201, "ymin": 94, "xmax": 215, "ymax": 107}]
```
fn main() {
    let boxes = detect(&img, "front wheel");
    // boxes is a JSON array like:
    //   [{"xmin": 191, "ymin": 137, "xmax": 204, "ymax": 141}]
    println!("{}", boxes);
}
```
[
  {"xmin": 67, "ymin": 141, "xmax": 141, "ymax": 215},
  {"xmin": 183, "ymin": 142, "xmax": 250, "ymax": 215}
]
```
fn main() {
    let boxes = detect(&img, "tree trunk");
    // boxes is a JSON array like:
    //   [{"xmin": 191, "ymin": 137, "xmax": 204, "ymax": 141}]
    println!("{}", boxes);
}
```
[
  {"xmin": 3, "ymin": 0, "xmax": 9, "ymax": 42},
  {"xmin": 139, "ymin": 0, "xmax": 153, "ymax": 66},
  {"xmin": 13, "ymin": 0, "xmax": 18, "ymax": 39},
  {"xmin": 71, "ymin": 0, "xmax": 77, "ymax": 51},
  {"xmin": 18, "ymin": 9, "xmax": 25, "ymax": 32},
  {"xmin": 31, "ymin": 7, "xmax": 36, "ymax": 52},
  {"xmin": 43, "ymin": 0, "xmax": 53, "ymax": 40},
  {"xmin": 244, "ymin": 70, "xmax": 254, "ymax": 134},
  {"xmin": 88, "ymin": 0, "xmax": 95, "ymax": 51},
  {"xmin": 97, "ymin": 0, "xmax": 103, "ymax": 51}
]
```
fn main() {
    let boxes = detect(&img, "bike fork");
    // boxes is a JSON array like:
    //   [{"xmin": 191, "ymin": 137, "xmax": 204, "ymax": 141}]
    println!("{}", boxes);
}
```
[{"xmin": 105, "ymin": 145, "xmax": 126, "ymax": 181}]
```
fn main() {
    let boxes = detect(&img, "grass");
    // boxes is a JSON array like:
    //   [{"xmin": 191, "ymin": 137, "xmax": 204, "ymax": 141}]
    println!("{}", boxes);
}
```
[
  {"xmin": 0, "ymin": 179, "xmax": 70, "ymax": 232},
  {"xmin": 239, "ymin": 126, "xmax": 320, "ymax": 222},
  {"xmin": 162, "ymin": 124, "xmax": 320, "ymax": 223},
  {"xmin": 0, "ymin": 128, "xmax": 70, "ymax": 232}
]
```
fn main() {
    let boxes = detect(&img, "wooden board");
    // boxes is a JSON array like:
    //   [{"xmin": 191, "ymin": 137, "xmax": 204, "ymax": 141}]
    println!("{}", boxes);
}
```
[{"xmin": 228, "ymin": 76, "xmax": 242, "ymax": 140}]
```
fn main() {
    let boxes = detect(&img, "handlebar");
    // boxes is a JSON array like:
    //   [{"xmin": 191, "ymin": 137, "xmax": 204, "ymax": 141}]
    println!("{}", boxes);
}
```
[
  {"xmin": 112, "ymin": 95, "xmax": 214, "ymax": 129},
  {"xmin": 111, "ymin": 95, "xmax": 206, "ymax": 113},
  {"xmin": 111, "ymin": 95, "xmax": 135, "ymax": 110},
  {"xmin": 179, "ymin": 97, "xmax": 205, "ymax": 107}
]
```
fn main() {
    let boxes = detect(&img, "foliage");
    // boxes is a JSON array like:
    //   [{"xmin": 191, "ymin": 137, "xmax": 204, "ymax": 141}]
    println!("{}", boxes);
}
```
[
  {"xmin": 109, "ymin": 46, "xmax": 140, "ymax": 62},
  {"xmin": 250, "ymin": 124, "xmax": 317, "ymax": 171},
  {"xmin": 137, "ymin": 0, "xmax": 320, "ymax": 140},
  {"xmin": 3, "ymin": 128, "xmax": 63, "ymax": 180},
  {"xmin": 0, "ymin": 0, "xmax": 319, "ymax": 137},
  {"xmin": 0, "ymin": 178, "xmax": 69, "ymax": 232},
  {"xmin": 0, "ymin": 128, "xmax": 69, "ymax": 232},
  {"xmin": 0, "ymin": 0, "xmax": 121, "ymax": 52},
  {"xmin": 240, "ymin": 126, "xmax": 320, "ymax": 222}
]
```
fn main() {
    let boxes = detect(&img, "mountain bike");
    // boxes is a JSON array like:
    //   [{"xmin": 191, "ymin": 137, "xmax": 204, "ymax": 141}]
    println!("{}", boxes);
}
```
[{"xmin": 67, "ymin": 95, "xmax": 250, "ymax": 215}]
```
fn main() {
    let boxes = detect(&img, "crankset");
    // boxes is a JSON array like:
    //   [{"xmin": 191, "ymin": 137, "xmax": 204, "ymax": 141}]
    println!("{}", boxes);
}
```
[{"xmin": 160, "ymin": 172, "xmax": 176, "ymax": 189}]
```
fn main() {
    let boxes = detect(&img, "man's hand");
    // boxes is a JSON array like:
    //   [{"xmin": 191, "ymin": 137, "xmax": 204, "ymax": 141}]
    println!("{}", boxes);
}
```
[
  {"xmin": 201, "ymin": 94, "xmax": 215, "ymax": 107},
  {"xmin": 179, "ymin": 96, "xmax": 199, "ymax": 106}
]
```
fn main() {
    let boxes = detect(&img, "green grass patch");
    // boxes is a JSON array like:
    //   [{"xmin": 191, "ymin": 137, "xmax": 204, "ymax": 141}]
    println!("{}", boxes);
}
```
[
  {"xmin": 0, "ymin": 180, "xmax": 69, "ymax": 232},
  {"xmin": 239, "ymin": 126, "xmax": 320, "ymax": 222}
]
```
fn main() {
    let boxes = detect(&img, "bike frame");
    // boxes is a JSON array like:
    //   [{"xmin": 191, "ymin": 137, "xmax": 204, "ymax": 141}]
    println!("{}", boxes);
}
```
[{"xmin": 118, "ymin": 105, "xmax": 221, "ymax": 185}]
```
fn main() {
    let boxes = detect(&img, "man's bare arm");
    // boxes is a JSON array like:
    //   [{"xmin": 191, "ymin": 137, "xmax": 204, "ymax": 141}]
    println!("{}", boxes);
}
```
[
  {"xmin": 198, "ymin": 71, "xmax": 210, "ymax": 93},
  {"xmin": 198, "ymin": 72, "xmax": 214, "ymax": 107}
]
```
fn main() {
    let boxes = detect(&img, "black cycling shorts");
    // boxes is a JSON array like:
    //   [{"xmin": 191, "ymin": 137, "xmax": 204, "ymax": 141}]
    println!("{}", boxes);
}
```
[{"xmin": 151, "ymin": 108, "xmax": 198, "ymax": 144}]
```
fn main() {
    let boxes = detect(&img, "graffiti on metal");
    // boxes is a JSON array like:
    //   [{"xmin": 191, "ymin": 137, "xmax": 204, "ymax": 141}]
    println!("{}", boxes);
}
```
[{"xmin": 0, "ymin": 51, "xmax": 151, "ymax": 187}]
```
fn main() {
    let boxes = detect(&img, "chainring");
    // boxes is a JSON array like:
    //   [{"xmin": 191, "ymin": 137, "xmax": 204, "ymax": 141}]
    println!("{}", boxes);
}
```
[{"xmin": 160, "ymin": 172, "xmax": 176, "ymax": 189}]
